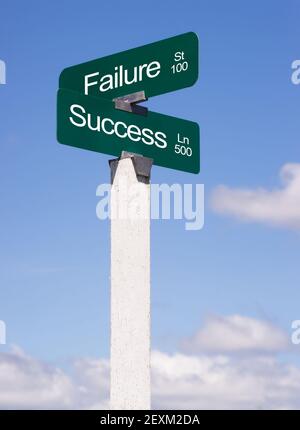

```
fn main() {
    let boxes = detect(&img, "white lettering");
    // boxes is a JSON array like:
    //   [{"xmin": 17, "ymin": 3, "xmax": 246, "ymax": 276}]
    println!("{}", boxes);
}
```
[
  {"xmin": 69, "ymin": 104, "xmax": 86, "ymax": 127},
  {"xmin": 68, "ymin": 104, "xmax": 168, "ymax": 150},
  {"xmin": 84, "ymin": 72, "xmax": 99, "ymax": 95},
  {"xmin": 84, "ymin": 60, "xmax": 161, "ymax": 94}
]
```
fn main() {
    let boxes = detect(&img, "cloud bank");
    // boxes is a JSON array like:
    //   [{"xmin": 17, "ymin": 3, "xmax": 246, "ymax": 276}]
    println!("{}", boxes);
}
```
[
  {"xmin": 0, "ymin": 315, "xmax": 297, "ymax": 410},
  {"xmin": 182, "ymin": 314, "xmax": 288, "ymax": 354},
  {"xmin": 211, "ymin": 163, "xmax": 300, "ymax": 229}
]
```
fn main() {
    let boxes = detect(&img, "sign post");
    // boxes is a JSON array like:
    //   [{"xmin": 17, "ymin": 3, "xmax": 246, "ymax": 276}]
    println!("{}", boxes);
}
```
[
  {"xmin": 57, "ymin": 32, "xmax": 200, "ymax": 411},
  {"xmin": 110, "ymin": 152, "xmax": 152, "ymax": 410}
]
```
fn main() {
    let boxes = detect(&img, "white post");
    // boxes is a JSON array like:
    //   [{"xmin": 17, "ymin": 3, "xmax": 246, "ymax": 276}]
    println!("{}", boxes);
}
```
[{"xmin": 110, "ymin": 152, "xmax": 152, "ymax": 410}]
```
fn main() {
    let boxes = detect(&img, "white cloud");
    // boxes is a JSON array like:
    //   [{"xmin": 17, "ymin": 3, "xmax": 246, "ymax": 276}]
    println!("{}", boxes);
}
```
[
  {"xmin": 211, "ymin": 163, "xmax": 300, "ymax": 229},
  {"xmin": 151, "ymin": 351, "xmax": 300, "ymax": 409},
  {"xmin": 72, "ymin": 357, "xmax": 110, "ymax": 410},
  {"xmin": 0, "ymin": 315, "xmax": 298, "ymax": 410},
  {"xmin": 0, "ymin": 346, "xmax": 110, "ymax": 410},
  {"xmin": 181, "ymin": 314, "xmax": 288, "ymax": 354},
  {"xmin": 0, "ymin": 346, "xmax": 74, "ymax": 409}
]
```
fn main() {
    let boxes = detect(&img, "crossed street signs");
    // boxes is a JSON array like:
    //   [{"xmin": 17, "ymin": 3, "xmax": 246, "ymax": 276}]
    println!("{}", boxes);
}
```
[{"xmin": 57, "ymin": 32, "xmax": 200, "ymax": 173}]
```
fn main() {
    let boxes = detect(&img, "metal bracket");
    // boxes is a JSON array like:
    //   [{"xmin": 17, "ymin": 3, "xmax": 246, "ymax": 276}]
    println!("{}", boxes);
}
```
[
  {"xmin": 109, "ymin": 151, "xmax": 153, "ymax": 184},
  {"xmin": 113, "ymin": 91, "xmax": 148, "ymax": 116}
]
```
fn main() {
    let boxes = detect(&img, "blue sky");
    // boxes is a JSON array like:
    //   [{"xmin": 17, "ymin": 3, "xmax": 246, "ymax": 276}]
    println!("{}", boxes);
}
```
[{"xmin": 0, "ymin": 0, "xmax": 300, "ymax": 380}]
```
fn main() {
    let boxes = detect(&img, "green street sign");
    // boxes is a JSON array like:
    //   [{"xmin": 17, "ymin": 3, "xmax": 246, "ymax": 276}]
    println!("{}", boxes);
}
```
[
  {"xmin": 59, "ymin": 32, "xmax": 198, "ymax": 101},
  {"xmin": 57, "ymin": 89, "xmax": 200, "ymax": 174}
]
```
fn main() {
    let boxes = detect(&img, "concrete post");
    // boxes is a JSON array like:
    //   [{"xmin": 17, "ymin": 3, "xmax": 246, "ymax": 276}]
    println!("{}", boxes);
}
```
[{"xmin": 109, "ymin": 152, "xmax": 152, "ymax": 410}]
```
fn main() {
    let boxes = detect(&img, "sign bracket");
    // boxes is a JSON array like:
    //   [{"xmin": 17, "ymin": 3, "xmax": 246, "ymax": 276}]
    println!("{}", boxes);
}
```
[
  {"xmin": 109, "ymin": 151, "xmax": 153, "ymax": 184},
  {"xmin": 113, "ymin": 91, "xmax": 148, "ymax": 116}
]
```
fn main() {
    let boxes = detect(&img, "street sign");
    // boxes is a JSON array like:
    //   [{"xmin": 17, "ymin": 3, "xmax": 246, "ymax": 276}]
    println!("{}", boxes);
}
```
[
  {"xmin": 57, "ymin": 89, "xmax": 200, "ymax": 174},
  {"xmin": 59, "ymin": 32, "xmax": 198, "ymax": 101},
  {"xmin": 57, "ymin": 33, "xmax": 201, "ymax": 410}
]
